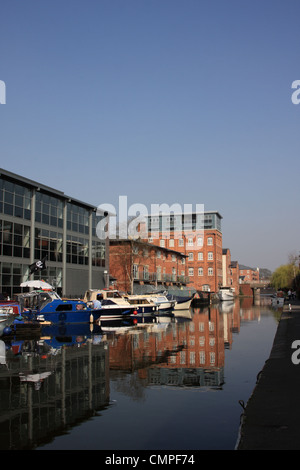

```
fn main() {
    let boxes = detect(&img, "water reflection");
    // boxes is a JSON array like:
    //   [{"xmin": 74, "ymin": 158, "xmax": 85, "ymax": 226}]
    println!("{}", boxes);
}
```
[{"xmin": 0, "ymin": 298, "xmax": 280, "ymax": 449}]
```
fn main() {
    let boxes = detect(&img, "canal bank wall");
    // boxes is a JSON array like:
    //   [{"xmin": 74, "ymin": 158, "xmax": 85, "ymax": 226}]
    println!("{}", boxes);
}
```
[{"xmin": 237, "ymin": 298, "xmax": 300, "ymax": 450}]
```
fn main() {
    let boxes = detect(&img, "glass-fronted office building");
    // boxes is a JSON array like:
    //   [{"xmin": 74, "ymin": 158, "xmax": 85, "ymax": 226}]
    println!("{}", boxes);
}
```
[{"xmin": 0, "ymin": 169, "xmax": 107, "ymax": 297}]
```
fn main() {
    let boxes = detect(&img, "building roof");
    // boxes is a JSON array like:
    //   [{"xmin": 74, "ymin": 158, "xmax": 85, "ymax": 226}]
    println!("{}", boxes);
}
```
[
  {"xmin": 0, "ymin": 167, "xmax": 102, "ymax": 212},
  {"xmin": 110, "ymin": 238, "xmax": 187, "ymax": 257}
]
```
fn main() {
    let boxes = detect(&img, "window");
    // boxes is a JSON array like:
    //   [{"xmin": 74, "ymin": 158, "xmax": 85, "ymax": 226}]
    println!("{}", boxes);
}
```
[
  {"xmin": 133, "ymin": 264, "xmax": 139, "ymax": 279},
  {"xmin": 197, "ymin": 237, "xmax": 203, "ymax": 246},
  {"xmin": 179, "ymin": 239, "xmax": 184, "ymax": 247},
  {"xmin": 188, "ymin": 268, "xmax": 194, "ymax": 277},
  {"xmin": 207, "ymin": 237, "xmax": 213, "ymax": 245},
  {"xmin": 37, "ymin": 193, "xmax": 64, "ymax": 229},
  {"xmin": 66, "ymin": 234, "xmax": 89, "ymax": 265},
  {"xmin": 1, "ymin": 180, "xmax": 31, "ymax": 220},
  {"xmin": 208, "ymin": 267, "xmax": 213, "ymax": 276},
  {"xmin": 208, "ymin": 252, "xmax": 213, "ymax": 260},
  {"xmin": 92, "ymin": 240, "xmax": 105, "ymax": 266},
  {"xmin": 169, "ymin": 239, "xmax": 174, "ymax": 247},
  {"xmin": 199, "ymin": 351, "xmax": 205, "ymax": 364},
  {"xmin": 198, "ymin": 252, "xmax": 203, "ymax": 260},
  {"xmin": 188, "ymin": 252, "xmax": 193, "ymax": 261},
  {"xmin": 198, "ymin": 267, "xmax": 203, "ymax": 276},
  {"xmin": 188, "ymin": 238, "xmax": 194, "ymax": 247},
  {"xmin": 202, "ymin": 284, "xmax": 210, "ymax": 292},
  {"xmin": 143, "ymin": 266, "xmax": 149, "ymax": 280},
  {"xmin": 160, "ymin": 239, "xmax": 165, "ymax": 247}
]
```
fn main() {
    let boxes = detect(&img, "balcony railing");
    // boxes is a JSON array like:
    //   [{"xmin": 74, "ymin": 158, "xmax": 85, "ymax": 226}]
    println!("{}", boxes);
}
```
[{"xmin": 133, "ymin": 271, "xmax": 189, "ymax": 284}]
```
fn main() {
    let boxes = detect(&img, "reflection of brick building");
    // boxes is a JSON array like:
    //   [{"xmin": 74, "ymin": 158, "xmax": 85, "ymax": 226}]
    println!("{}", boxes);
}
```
[
  {"xmin": 144, "ymin": 211, "xmax": 223, "ymax": 293},
  {"xmin": 109, "ymin": 239, "xmax": 188, "ymax": 293},
  {"xmin": 108, "ymin": 306, "xmax": 229, "ymax": 388}
]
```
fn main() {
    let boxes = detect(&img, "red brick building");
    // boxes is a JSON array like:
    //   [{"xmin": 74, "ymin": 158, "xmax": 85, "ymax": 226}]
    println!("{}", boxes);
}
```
[
  {"xmin": 109, "ymin": 239, "xmax": 188, "ymax": 293},
  {"xmin": 144, "ymin": 211, "xmax": 223, "ymax": 293},
  {"xmin": 239, "ymin": 265, "xmax": 259, "ymax": 283}
]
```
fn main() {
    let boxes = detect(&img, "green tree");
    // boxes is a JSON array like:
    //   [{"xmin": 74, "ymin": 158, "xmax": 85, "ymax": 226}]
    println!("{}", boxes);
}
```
[{"xmin": 271, "ymin": 264, "xmax": 296, "ymax": 291}]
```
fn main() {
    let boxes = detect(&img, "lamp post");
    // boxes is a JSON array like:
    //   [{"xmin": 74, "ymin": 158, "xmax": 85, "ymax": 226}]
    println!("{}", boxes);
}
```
[{"xmin": 104, "ymin": 270, "xmax": 109, "ymax": 289}]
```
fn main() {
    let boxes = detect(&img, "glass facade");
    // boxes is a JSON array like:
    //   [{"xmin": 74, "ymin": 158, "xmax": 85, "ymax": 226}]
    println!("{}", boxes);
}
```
[
  {"xmin": 148, "ymin": 212, "xmax": 222, "ymax": 233},
  {"xmin": 35, "ymin": 192, "xmax": 64, "ymax": 228},
  {"xmin": 0, "ymin": 220, "xmax": 30, "ymax": 258},
  {"xmin": 35, "ymin": 228, "xmax": 63, "ymax": 262},
  {"xmin": 67, "ymin": 203, "xmax": 89, "ymax": 234},
  {"xmin": 0, "ymin": 178, "xmax": 31, "ymax": 219},
  {"xmin": 0, "ymin": 170, "xmax": 106, "ymax": 297}
]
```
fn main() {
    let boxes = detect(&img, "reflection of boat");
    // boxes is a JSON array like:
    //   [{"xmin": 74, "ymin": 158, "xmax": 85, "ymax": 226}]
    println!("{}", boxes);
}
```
[
  {"xmin": 218, "ymin": 287, "xmax": 234, "ymax": 301},
  {"xmin": 173, "ymin": 309, "xmax": 193, "ymax": 321},
  {"xmin": 218, "ymin": 301, "xmax": 234, "ymax": 314},
  {"xmin": 40, "ymin": 321, "xmax": 103, "ymax": 338}
]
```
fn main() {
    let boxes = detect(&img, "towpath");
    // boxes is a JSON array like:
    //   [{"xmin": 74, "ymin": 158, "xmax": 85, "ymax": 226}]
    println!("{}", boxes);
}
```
[{"xmin": 237, "ymin": 298, "xmax": 300, "ymax": 450}]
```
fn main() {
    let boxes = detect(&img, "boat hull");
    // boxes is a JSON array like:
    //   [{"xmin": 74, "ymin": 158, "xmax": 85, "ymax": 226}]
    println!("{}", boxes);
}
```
[
  {"xmin": 22, "ymin": 306, "xmax": 136, "ymax": 324},
  {"xmin": 218, "ymin": 288, "xmax": 234, "ymax": 301},
  {"xmin": 173, "ymin": 298, "xmax": 193, "ymax": 310}
]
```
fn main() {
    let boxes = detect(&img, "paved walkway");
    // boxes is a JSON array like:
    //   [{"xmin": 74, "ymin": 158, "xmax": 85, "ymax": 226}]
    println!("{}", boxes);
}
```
[{"xmin": 237, "ymin": 298, "xmax": 300, "ymax": 450}]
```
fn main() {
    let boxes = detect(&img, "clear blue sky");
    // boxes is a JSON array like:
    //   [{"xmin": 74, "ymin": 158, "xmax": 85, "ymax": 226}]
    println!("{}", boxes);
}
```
[{"xmin": 1, "ymin": 0, "xmax": 300, "ymax": 271}]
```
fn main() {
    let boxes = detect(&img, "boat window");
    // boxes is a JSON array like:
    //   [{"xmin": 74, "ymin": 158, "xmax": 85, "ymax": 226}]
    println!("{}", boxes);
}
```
[
  {"xmin": 107, "ymin": 291, "xmax": 121, "ymax": 298},
  {"xmin": 102, "ymin": 299, "xmax": 116, "ymax": 305},
  {"xmin": 56, "ymin": 304, "xmax": 73, "ymax": 311}
]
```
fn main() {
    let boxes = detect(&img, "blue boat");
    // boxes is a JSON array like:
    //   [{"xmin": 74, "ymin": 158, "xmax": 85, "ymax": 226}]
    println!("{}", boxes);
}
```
[{"xmin": 17, "ymin": 290, "xmax": 137, "ymax": 324}]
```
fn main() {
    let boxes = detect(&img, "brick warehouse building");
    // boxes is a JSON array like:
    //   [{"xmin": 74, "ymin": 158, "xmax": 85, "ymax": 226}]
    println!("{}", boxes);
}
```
[
  {"xmin": 142, "ymin": 211, "xmax": 223, "ymax": 293},
  {"xmin": 109, "ymin": 239, "xmax": 189, "ymax": 294}
]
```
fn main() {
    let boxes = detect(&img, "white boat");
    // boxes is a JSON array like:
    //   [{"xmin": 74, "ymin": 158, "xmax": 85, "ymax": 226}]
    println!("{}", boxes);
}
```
[
  {"xmin": 166, "ymin": 294, "xmax": 194, "ymax": 310},
  {"xmin": 271, "ymin": 296, "xmax": 284, "ymax": 307},
  {"xmin": 218, "ymin": 287, "xmax": 235, "ymax": 301},
  {"xmin": 0, "ymin": 306, "xmax": 16, "ymax": 336},
  {"xmin": 128, "ymin": 294, "xmax": 176, "ymax": 311},
  {"xmin": 83, "ymin": 289, "xmax": 158, "ymax": 315}
]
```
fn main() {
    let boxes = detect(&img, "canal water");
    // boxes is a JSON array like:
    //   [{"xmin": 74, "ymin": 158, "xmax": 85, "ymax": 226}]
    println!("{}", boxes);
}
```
[{"xmin": 0, "ymin": 297, "xmax": 280, "ymax": 450}]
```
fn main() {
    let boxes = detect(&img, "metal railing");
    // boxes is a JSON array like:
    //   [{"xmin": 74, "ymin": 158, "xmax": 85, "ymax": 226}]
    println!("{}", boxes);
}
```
[{"xmin": 133, "ymin": 271, "xmax": 189, "ymax": 284}]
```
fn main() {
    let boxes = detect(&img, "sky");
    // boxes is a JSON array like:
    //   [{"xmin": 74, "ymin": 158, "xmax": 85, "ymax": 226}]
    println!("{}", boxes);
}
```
[{"xmin": 1, "ymin": 0, "xmax": 300, "ymax": 272}]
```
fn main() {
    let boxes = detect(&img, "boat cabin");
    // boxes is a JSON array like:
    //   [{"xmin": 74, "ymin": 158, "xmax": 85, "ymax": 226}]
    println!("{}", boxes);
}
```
[{"xmin": 15, "ymin": 290, "xmax": 61, "ymax": 312}]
